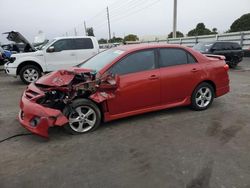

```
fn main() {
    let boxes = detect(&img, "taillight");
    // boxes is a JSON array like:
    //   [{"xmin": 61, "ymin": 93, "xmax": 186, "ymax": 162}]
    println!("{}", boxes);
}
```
[{"xmin": 224, "ymin": 64, "xmax": 229, "ymax": 71}]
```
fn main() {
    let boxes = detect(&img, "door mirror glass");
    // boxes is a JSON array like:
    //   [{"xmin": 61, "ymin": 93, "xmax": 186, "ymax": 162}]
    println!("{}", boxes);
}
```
[{"xmin": 47, "ymin": 46, "xmax": 55, "ymax": 53}]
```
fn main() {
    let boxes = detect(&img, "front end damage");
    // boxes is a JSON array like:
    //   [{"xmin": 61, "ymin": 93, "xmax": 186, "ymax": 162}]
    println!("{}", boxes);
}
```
[{"xmin": 19, "ymin": 68, "xmax": 118, "ymax": 138}]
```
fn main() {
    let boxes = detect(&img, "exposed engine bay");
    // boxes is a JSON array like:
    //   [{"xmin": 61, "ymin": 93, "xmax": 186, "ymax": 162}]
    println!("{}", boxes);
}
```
[{"xmin": 32, "ymin": 69, "xmax": 118, "ymax": 111}]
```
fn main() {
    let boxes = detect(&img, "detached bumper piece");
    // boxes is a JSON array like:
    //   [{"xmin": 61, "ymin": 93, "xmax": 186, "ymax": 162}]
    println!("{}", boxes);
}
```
[{"xmin": 19, "ymin": 92, "xmax": 68, "ymax": 138}]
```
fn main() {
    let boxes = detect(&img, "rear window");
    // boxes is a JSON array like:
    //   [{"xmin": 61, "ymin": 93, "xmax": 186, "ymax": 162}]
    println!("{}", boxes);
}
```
[
  {"xmin": 73, "ymin": 38, "xmax": 94, "ymax": 49},
  {"xmin": 193, "ymin": 43, "xmax": 213, "ymax": 53}
]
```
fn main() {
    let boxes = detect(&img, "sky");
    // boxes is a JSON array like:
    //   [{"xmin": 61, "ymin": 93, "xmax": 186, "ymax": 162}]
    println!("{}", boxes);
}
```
[{"xmin": 0, "ymin": 0, "xmax": 249, "ymax": 43}]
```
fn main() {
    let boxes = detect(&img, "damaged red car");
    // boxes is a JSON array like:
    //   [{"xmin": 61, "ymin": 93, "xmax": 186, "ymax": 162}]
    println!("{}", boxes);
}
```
[{"xmin": 19, "ymin": 44, "xmax": 230, "ymax": 138}]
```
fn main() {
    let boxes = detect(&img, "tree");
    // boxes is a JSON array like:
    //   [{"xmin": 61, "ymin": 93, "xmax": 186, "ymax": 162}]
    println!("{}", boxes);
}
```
[
  {"xmin": 168, "ymin": 31, "xmax": 184, "ymax": 38},
  {"xmin": 211, "ymin": 28, "xmax": 218, "ymax": 34},
  {"xmin": 98, "ymin": 38, "xmax": 108, "ymax": 44},
  {"xmin": 187, "ymin": 23, "xmax": 212, "ymax": 36},
  {"xmin": 86, "ymin": 27, "xmax": 95, "ymax": 36},
  {"xmin": 123, "ymin": 34, "xmax": 139, "ymax": 42},
  {"xmin": 229, "ymin": 13, "xmax": 250, "ymax": 32},
  {"xmin": 109, "ymin": 37, "xmax": 123, "ymax": 43}
]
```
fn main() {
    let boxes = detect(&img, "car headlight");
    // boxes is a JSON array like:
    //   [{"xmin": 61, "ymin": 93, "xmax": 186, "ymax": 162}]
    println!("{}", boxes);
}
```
[{"xmin": 9, "ymin": 57, "xmax": 16, "ymax": 63}]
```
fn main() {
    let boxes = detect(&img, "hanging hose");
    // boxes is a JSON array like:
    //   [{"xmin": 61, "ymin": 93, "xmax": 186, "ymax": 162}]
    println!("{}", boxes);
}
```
[{"xmin": 0, "ymin": 133, "xmax": 33, "ymax": 143}]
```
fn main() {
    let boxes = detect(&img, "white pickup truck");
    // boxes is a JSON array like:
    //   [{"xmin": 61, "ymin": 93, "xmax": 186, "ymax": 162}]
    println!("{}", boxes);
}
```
[{"xmin": 4, "ymin": 32, "xmax": 99, "ymax": 84}]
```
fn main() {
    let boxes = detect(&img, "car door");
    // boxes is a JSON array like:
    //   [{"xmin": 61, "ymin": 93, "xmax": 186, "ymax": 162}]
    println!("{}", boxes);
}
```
[
  {"xmin": 212, "ymin": 43, "xmax": 231, "ymax": 61},
  {"xmin": 73, "ymin": 38, "xmax": 98, "ymax": 64},
  {"xmin": 159, "ymin": 48, "xmax": 204, "ymax": 105},
  {"xmin": 44, "ymin": 39, "xmax": 77, "ymax": 71},
  {"xmin": 106, "ymin": 49, "xmax": 161, "ymax": 115}
]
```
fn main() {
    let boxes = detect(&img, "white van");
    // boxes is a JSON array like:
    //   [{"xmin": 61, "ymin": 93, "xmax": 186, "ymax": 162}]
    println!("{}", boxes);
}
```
[{"xmin": 4, "ymin": 32, "xmax": 99, "ymax": 84}]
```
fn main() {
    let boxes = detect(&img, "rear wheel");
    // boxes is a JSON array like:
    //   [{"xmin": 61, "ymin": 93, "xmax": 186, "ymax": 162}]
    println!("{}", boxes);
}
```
[
  {"xmin": 228, "ymin": 56, "xmax": 239, "ymax": 69},
  {"xmin": 191, "ymin": 82, "xmax": 214, "ymax": 111},
  {"xmin": 19, "ymin": 65, "xmax": 41, "ymax": 84},
  {"xmin": 63, "ymin": 99, "xmax": 101, "ymax": 134}
]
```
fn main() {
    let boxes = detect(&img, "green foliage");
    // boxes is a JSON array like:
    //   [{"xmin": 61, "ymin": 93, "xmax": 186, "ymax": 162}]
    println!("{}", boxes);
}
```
[
  {"xmin": 211, "ymin": 28, "xmax": 218, "ymax": 34},
  {"xmin": 109, "ymin": 37, "xmax": 123, "ymax": 43},
  {"xmin": 168, "ymin": 31, "xmax": 184, "ymax": 38},
  {"xmin": 98, "ymin": 38, "xmax": 107, "ymax": 44},
  {"xmin": 86, "ymin": 27, "xmax": 95, "ymax": 36},
  {"xmin": 230, "ymin": 13, "xmax": 250, "ymax": 32},
  {"xmin": 124, "ymin": 34, "xmax": 139, "ymax": 42},
  {"xmin": 187, "ymin": 23, "xmax": 213, "ymax": 36}
]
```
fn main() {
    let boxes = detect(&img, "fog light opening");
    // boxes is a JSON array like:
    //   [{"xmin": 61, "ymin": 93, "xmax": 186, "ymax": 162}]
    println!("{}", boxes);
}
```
[{"xmin": 30, "ymin": 116, "xmax": 41, "ymax": 127}]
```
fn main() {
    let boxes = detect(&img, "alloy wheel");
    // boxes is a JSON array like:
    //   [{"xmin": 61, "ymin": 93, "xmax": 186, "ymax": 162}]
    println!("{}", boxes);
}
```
[{"xmin": 69, "ymin": 106, "xmax": 97, "ymax": 133}]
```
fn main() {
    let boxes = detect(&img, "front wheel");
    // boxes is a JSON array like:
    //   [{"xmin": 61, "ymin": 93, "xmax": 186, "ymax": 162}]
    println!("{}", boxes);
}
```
[
  {"xmin": 19, "ymin": 65, "xmax": 41, "ymax": 84},
  {"xmin": 63, "ymin": 99, "xmax": 101, "ymax": 134},
  {"xmin": 191, "ymin": 83, "xmax": 215, "ymax": 111}
]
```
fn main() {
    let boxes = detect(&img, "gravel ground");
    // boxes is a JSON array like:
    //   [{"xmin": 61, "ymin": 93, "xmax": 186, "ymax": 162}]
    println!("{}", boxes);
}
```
[{"xmin": 0, "ymin": 59, "xmax": 250, "ymax": 188}]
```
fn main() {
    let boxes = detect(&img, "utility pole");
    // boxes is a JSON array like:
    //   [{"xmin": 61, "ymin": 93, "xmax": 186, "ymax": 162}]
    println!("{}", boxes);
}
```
[
  {"xmin": 74, "ymin": 28, "xmax": 77, "ymax": 36},
  {"xmin": 173, "ymin": 0, "xmax": 177, "ymax": 38},
  {"xmin": 107, "ymin": 6, "xmax": 112, "ymax": 43},
  {"xmin": 84, "ymin": 21, "xmax": 87, "ymax": 36}
]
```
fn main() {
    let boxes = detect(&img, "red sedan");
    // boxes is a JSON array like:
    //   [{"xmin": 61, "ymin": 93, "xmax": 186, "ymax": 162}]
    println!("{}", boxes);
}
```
[{"xmin": 19, "ymin": 44, "xmax": 230, "ymax": 137}]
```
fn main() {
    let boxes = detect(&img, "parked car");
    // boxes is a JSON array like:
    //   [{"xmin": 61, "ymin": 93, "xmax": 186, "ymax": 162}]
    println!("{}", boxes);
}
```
[
  {"xmin": 18, "ymin": 44, "xmax": 230, "ymax": 138},
  {"xmin": 2, "ymin": 43, "xmax": 26, "ymax": 53},
  {"xmin": 0, "ymin": 46, "xmax": 11, "ymax": 65},
  {"xmin": 193, "ymin": 41, "xmax": 244, "ymax": 68},
  {"xmin": 4, "ymin": 34, "xmax": 99, "ymax": 84}
]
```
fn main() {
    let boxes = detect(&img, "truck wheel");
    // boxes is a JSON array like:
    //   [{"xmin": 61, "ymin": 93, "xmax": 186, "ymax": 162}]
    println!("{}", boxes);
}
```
[
  {"xmin": 19, "ymin": 65, "xmax": 41, "ymax": 84},
  {"xmin": 63, "ymin": 99, "xmax": 101, "ymax": 135},
  {"xmin": 191, "ymin": 82, "xmax": 215, "ymax": 111}
]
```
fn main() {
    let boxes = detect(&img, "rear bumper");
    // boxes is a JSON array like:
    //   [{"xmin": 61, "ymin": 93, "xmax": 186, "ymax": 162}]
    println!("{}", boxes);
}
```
[
  {"xmin": 216, "ymin": 85, "xmax": 230, "ymax": 98},
  {"xmin": 19, "ymin": 93, "xmax": 68, "ymax": 138}
]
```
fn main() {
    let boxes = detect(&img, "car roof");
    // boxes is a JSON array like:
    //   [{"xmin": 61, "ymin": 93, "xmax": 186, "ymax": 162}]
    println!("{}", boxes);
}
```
[
  {"xmin": 53, "ymin": 36, "xmax": 95, "ymax": 40},
  {"xmin": 115, "ymin": 43, "xmax": 188, "ymax": 52}
]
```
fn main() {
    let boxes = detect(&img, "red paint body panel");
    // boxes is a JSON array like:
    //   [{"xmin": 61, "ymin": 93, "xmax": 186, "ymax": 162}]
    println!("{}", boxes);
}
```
[
  {"xmin": 18, "ymin": 44, "xmax": 230, "ymax": 137},
  {"xmin": 19, "ymin": 84, "xmax": 68, "ymax": 138}
]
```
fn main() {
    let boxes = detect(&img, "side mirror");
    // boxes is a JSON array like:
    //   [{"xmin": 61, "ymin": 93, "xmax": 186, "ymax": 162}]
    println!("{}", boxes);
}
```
[
  {"xmin": 47, "ymin": 46, "xmax": 55, "ymax": 53},
  {"xmin": 99, "ymin": 74, "xmax": 120, "ymax": 90}
]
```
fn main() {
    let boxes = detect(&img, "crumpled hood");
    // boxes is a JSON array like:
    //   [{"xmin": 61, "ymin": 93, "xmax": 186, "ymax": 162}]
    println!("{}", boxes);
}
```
[{"xmin": 36, "ymin": 67, "xmax": 94, "ymax": 87}]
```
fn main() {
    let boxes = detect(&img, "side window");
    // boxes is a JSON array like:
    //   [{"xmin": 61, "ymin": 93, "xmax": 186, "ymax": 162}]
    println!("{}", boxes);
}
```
[
  {"xmin": 110, "ymin": 50, "xmax": 155, "ymax": 75},
  {"xmin": 231, "ymin": 43, "xmax": 241, "ymax": 50},
  {"xmin": 159, "ymin": 48, "xmax": 188, "ymax": 67},
  {"xmin": 73, "ymin": 38, "xmax": 94, "ymax": 50},
  {"xmin": 223, "ymin": 43, "xmax": 232, "ymax": 50},
  {"xmin": 52, "ymin": 39, "xmax": 74, "ymax": 52},
  {"xmin": 187, "ymin": 53, "xmax": 197, "ymax": 64},
  {"xmin": 213, "ymin": 43, "xmax": 222, "ymax": 50}
]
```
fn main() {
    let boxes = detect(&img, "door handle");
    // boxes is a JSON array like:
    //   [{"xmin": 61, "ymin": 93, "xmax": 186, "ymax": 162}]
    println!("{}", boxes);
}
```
[
  {"xmin": 148, "ymin": 75, "xmax": 159, "ymax": 80},
  {"xmin": 191, "ymin": 68, "xmax": 199, "ymax": 73}
]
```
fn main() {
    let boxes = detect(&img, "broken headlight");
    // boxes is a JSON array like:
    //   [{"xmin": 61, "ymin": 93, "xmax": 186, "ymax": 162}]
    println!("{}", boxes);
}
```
[{"xmin": 36, "ymin": 90, "xmax": 66, "ymax": 109}]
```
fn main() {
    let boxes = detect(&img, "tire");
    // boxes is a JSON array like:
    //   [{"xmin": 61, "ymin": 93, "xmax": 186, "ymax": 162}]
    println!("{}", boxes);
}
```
[
  {"xmin": 19, "ymin": 65, "xmax": 42, "ymax": 84},
  {"xmin": 228, "ymin": 57, "xmax": 239, "ymax": 69},
  {"xmin": 191, "ymin": 82, "xmax": 215, "ymax": 111},
  {"xmin": 63, "ymin": 99, "xmax": 101, "ymax": 135}
]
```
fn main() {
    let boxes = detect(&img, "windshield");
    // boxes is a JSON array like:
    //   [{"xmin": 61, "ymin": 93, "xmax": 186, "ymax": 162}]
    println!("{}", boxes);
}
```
[
  {"xmin": 193, "ymin": 42, "xmax": 213, "ymax": 53},
  {"xmin": 78, "ymin": 49, "xmax": 125, "ymax": 72},
  {"xmin": 40, "ymin": 39, "xmax": 56, "ymax": 50}
]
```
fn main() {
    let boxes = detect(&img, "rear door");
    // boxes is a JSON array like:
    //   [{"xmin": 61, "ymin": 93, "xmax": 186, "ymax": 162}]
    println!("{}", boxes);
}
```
[
  {"xmin": 159, "ymin": 48, "xmax": 204, "ymax": 105},
  {"xmin": 212, "ymin": 42, "xmax": 232, "ymax": 62},
  {"xmin": 45, "ymin": 39, "xmax": 77, "ymax": 71},
  {"xmin": 72, "ymin": 38, "xmax": 98, "ymax": 64},
  {"xmin": 106, "ymin": 49, "xmax": 161, "ymax": 115}
]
